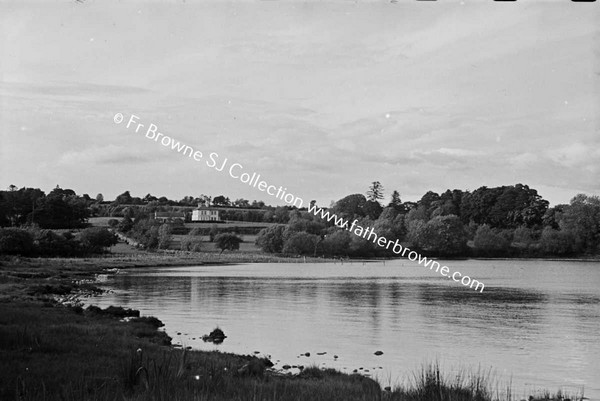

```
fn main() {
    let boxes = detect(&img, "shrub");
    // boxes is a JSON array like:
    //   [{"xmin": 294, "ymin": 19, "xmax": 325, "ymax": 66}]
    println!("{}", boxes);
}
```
[
  {"xmin": 79, "ymin": 227, "xmax": 118, "ymax": 252},
  {"xmin": 255, "ymin": 225, "xmax": 286, "ymax": 253},
  {"xmin": 540, "ymin": 227, "xmax": 576, "ymax": 256},
  {"xmin": 107, "ymin": 219, "xmax": 119, "ymax": 228},
  {"xmin": 180, "ymin": 235, "xmax": 202, "ymax": 252},
  {"xmin": 28, "ymin": 227, "xmax": 83, "ymax": 257},
  {"xmin": 282, "ymin": 231, "xmax": 320, "ymax": 255},
  {"xmin": 157, "ymin": 224, "xmax": 172, "ymax": 250},
  {"xmin": 214, "ymin": 233, "xmax": 242, "ymax": 254},
  {"xmin": 0, "ymin": 228, "xmax": 34, "ymax": 255},
  {"xmin": 473, "ymin": 224, "xmax": 511, "ymax": 256},
  {"xmin": 118, "ymin": 216, "xmax": 134, "ymax": 232}
]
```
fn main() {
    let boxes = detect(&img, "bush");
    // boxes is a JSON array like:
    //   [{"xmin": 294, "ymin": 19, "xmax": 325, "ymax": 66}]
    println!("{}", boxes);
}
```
[
  {"xmin": 255, "ymin": 225, "xmax": 287, "ymax": 253},
  {"xmin": 180, "ymin": 234, "xmax": 202, "ymax": 252},
  {"xmin": 322, "ymin": 229, "xmax": 352, "ymax": 256},
  {"xmin": 27, "ymin": 227, "xmax": 83, "ymax": 257},
  {"xmin": 157, "ymin": 224, "xmax": 172, "ymax": 250},
  {"xmin": 107, "ymin": 219, "xmax": 119, "ymax": 228},
  {"xmin": 118, "ymin": 216, "xmax": 134, "ymax": 232},
  {"xmin": 418, "ymin": 215, "xmax": 468, "ymax": 256},
  {"xmin": 540, "ymin": 227, "xmax": 576, "ymax": 256},
  {"xmin": 79, "ymin": 227, "xmax": 118, "ymax": 252},
  {"xmin": 214, "ymin": 233, "xmax": 242, "ymax": 254},
  {"xmin": 282, "ymin": 231, "xmax": 320, "ymax": 255},
  {"xmin": 0, "ymin": 228, "xmax": 34, "ymax": 255},
  {"xmin": 473, "ymin": 224, "xmax": 511, "ymax": 256}
]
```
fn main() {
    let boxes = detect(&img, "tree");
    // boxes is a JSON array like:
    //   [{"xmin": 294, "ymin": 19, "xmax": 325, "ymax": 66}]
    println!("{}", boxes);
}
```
[
  {"xmin": 363, "ymin": 201, "xmax": 383, "ymax": 220},
  {"xmin": 181, "ymin": 232, "xmax": 203, "ymax": 252},
  {"xmin": 513, "ymin": 226, "xmax": 537, "ymax": 248},
  {"xmin": 95, "ymin": 193, "xmax": 104, "ymax": 203},
  {"xmin": 558, "ymin": 194, "xmax": 600, "ymax": 253},
  {"xmin": 118, "ymin": 216, "xmax": 134, "ymax": 232},
  {"xmin": 388, "ymin": 190, "xmax": 404, "ymax": 212},
  {"xmin": 180, "ymin": 196, "xmax": 196, "ymax": 206},
  {"xmin": 460, "ymin": 184, "xmax": 548, "ymax": 228},
  {"xmin": 34, "ymin": 187, "xmax": 89, "ymax": 228},
  {"xmin": 212, "ymin": 195, "xmax": 230, "ymax": 206},
  {"xmin": 366, "ymin": 181, "xmax": 384, "ymax": 203},
  {"xmin": 214, "ymin": 233, "xmax": 242, "ymax": 254},
  {"xmin": 418, "ymin": 215, "xmax": 468, "ymax": 256},
  {"xmin": 0, "ymin": 228, "xmax": 34, "ymax": 255},
  {"xmin": 158, "ymin": 224, "xmax": 172, "ymax": 249},
  {"xmin": 331, "ymin": 194, "xmax": 367, "ymax": 220},
  {"xmin": 255, "ymin": 225, "xmax": 287, "ymax": 253},
  {"xmin": 143, "ymin": 193, "xmax": 158, "ymax": 203},
  {"xmin": 473, "ymin": 224, "xmax": 510, "ymax": 256},
  {"xmin": 0, "ymin": 187, "xmax": 45, "ymax": 227},
  {"xmin": 322, "ymin": 229, "xmax": 352, "ymax": 256},
  {"xmin": 282, "ymin": 232, "xmax": 321, "ymax": 255},
  {"xmin": 129, "ymin": 219, "xmax": 160, "ymax": 249},
  {"xmin": 233, "ymin": 198, "xmax": 250, "ymax": 208},
  {"xmin": 542, "ymin": 205, "xmax": 565, "ymax": 229},
  {"xmin": 540, "ymin": 227, "xmax": 576, "ymax": 256},
  {"xmin": 209, "ymin": 224, "xmax": 219, "ymax": 242},
  {"xmin": 79, "ymin": 227, "xmax": 118, "ymax": 252},
  {"xmin": 115, "ymin": 191, "xmax": 133, "ymax": 205}
]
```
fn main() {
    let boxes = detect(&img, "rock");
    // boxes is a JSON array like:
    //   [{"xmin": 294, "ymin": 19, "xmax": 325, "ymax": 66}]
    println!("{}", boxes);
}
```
[
  {"xmin": 304, "ymin": 352, "xmax": 310, "ymax": 357},
  {"xmin": 353, "ymin": 369, "xmax": 358, "ymax": 373},
  {"xmin": 374, "ymin": 351, "xmax": 383, "ymax": 356},
  {"xmin": 254, "ymin": 351, "xmax": 260, "ymax": 354},
  {"xmin": 202, "ymin": 327, "xmax": 227, "ymax": 344},
  {"xmin": 317, "ymin": 352, "xmax": 327, "ymax": 355},
  {"xmin": 282, "ymin": 365, "xmax": 291, "ymax": 370},
  {"xmin": 333, "ymin": 355, "xmax": 338, "ymax": 359},
  {"xmin": 384, "ymin": 386, "xmax": 391, "ymax": 392}
]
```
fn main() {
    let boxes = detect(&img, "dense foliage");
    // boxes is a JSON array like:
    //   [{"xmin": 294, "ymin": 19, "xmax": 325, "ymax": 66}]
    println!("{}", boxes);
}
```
[
  {"xmin": 254, "ymin": 185, "xmax": 600, "ymax": 258},
  {"xmin": 2, "ymin": 183, "xmax": 599, "ymax": 258},
  {"xmin": 0, "ymin": 226, "xmax": 116, "ymax": 256}
]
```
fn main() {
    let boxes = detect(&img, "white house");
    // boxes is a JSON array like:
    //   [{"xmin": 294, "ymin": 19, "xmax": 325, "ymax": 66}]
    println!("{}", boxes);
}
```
[{"xmin": 191, "ymin": 207, "xmax": 220, "ymax": 222}]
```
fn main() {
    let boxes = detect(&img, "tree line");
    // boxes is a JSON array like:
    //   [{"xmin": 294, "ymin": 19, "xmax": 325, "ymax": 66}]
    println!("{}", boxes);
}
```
[
  {"xmin": 254, "ymin": 182, "xmax": 600, "ymax": 258},
  {"xmin": 1, "ymin": 183, "xmax": 599, "ymax": 258}
]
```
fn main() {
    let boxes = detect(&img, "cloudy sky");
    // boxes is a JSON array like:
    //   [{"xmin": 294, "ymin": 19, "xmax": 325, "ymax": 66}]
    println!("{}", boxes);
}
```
[{"xmin": 1, "ymin": 0, "xmax": 598, "ymax": 207}]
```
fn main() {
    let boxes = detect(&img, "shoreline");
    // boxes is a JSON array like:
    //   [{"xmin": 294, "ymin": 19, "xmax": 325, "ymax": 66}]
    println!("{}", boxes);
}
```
[{"xmin": 0, "ymin": 254, "xmax": 588, "ymax": 401}]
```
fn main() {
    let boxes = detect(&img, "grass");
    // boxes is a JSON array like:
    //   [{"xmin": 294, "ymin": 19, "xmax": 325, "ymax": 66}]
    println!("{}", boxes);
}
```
[{"xmin": 0, "ymin": 255, "xmax": 585, "ymax": 401}]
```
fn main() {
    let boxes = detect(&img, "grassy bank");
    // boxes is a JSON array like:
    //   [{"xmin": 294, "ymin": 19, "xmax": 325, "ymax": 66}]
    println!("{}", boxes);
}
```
[{"xmin": 0, "ymin": 255, "xmax": 583, "ymax": 401}]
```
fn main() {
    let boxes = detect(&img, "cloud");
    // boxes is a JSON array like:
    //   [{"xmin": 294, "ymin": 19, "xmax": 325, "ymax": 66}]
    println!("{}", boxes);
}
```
[{"xmin": 58, "ymin": 144, "xmax": 155, "ymax": 166}]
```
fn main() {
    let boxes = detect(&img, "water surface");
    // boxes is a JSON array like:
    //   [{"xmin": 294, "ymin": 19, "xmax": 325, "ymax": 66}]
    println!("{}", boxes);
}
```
[{"xmin": 91, "ymin": 259, "xmax": 600, "ymax": 399}]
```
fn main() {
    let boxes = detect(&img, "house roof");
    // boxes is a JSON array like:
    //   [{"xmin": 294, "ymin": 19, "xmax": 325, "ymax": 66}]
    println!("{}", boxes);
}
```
[{"xmin": 154, "ymin": 212, "xmax": 186, "ymax": 218}]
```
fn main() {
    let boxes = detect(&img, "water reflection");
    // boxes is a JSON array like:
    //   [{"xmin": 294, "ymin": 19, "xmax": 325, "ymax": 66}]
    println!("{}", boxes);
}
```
[{"xmin": 92, "ymin": 260, "xmax": 600, "ymax": 400}]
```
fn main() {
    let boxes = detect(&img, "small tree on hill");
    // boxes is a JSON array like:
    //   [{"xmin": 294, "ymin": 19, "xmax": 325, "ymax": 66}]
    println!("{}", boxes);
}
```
[
  {"xmin": 80, "ymin": 227, "xmax": 118, "ymax": 253},
  {"xmin": 214, "ymin": 233, "xmax": 242, "ymax": 254},
  {"xmin": 367, "ymin": 181, "xmax": 384, "ymax": 203}
]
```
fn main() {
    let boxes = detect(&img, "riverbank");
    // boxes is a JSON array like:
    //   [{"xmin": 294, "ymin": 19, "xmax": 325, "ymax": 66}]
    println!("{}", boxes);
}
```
[{"xmin": 0, "ymin": 255, "xmax": 584, "ymax": 401}]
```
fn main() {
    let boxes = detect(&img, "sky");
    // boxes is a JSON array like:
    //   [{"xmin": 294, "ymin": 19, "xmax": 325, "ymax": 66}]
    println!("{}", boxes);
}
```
[{"xmin": 1, "ymin": 0, "xmax": 598, "ymax": 207}]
